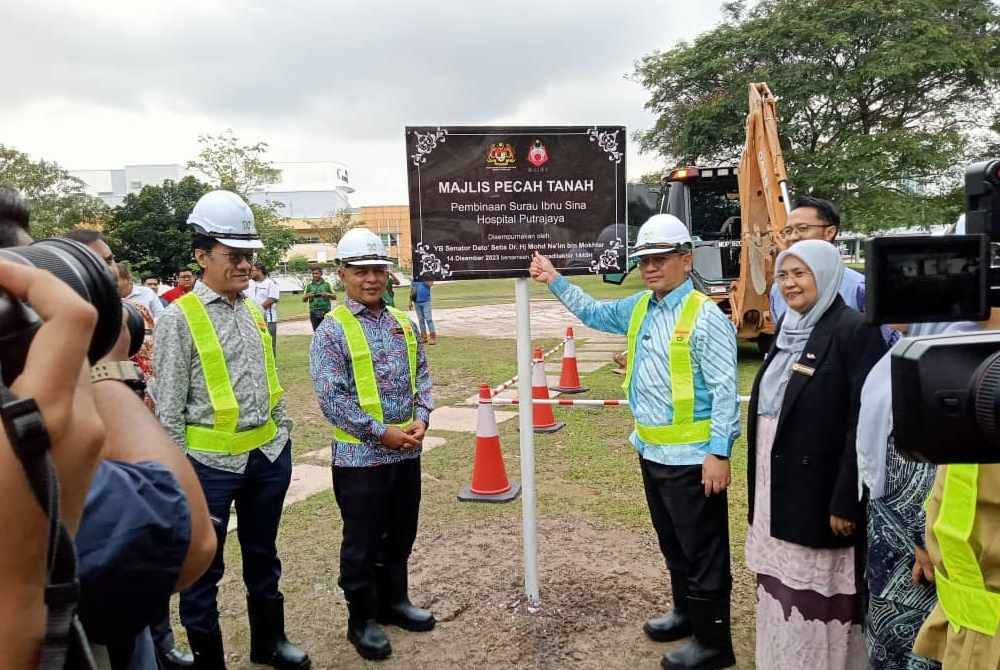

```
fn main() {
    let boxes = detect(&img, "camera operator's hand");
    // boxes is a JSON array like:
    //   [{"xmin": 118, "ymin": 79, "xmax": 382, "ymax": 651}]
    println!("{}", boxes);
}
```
[
  {"xmin": 0, "ymin": 261, "xmax": 105, "ymax": 533},
  {"xmin": 98, "ymin": 305, "xmax": 133, "ymax": 363},
  {"xmin": 0, "ymin": 261, "xmax": 105, "ymax": 666}
]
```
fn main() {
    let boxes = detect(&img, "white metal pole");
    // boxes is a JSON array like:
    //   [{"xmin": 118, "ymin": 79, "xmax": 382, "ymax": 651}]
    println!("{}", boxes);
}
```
[{"xmin": 515, "ymin": 278, "xmax": 539, "ymax": 606}]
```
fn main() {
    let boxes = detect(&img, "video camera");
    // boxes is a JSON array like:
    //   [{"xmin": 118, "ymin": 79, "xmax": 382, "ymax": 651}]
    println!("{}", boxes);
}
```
[
  {"xmin": 864, "ymin": 159, "xmax": 1000, "ymax": 463},
  {"xmin": 0, "ymin": 238, "xmax": 146, "ymax": 386}
]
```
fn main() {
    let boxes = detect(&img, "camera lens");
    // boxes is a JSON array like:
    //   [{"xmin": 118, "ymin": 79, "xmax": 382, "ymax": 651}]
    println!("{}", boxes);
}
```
[
  {"xmin": 0, "ymin": 238, "xmax": 122, "ymax": 363},
  {"xmin": 121, "ymin": 300, "xmax": 147, "ymax": 359}
]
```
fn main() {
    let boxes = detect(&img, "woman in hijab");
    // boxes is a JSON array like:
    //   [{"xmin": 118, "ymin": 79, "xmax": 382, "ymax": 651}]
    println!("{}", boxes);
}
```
[
  {"xmin": 745, "ymin": 240, "xmax": 887, "ymax": 669},
  {"xmin": 858, "ymin": 321, "xmax": 978, "ymax": 670}
]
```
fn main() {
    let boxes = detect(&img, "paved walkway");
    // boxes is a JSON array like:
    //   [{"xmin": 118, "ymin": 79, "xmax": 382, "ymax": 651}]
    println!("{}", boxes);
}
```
[{"xmin": 232, "ymin": 306, "xmax": 626, "ymax": 531}]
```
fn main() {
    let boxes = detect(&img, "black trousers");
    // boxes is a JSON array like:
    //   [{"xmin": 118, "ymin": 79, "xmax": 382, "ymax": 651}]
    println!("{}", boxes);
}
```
[
  {"xmin": 640, "ymin": 458, "xmax": 732, "ymax": 597},
  {"xmin": 309, "ymin": 309, "xmax": 329, "ymax": 332},
  {"xmin": 332, "ymin": 458, "xmax": 421, "ymax": 596}
]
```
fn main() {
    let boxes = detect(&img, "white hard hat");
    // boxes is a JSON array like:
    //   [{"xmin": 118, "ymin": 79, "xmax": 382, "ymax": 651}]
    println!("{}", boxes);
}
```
[
  {"xmin": 335, "ymin": 228, "xmax": 393, "ymax": 266},
  {"xmin": 629, "ymin": 214, "xmax": 693, "ymax": 259},
  {"xmin": 187, "ymin": 190, "xmax": 262, "ymax": 249}
]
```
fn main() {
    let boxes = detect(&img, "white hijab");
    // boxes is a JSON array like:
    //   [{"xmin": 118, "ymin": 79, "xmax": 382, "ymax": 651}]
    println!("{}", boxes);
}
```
[
  {"xmin": 757, "ymin": 240, "xmax": 845, "ymax": 418},
  {"xmin": 856, "ymin": 320, "xmax": 980, "ymax": 499}
]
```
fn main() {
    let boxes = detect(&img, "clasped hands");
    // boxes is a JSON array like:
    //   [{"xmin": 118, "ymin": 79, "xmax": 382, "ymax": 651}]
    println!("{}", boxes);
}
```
[{"xmin": 380, "ymin": 420, "xmax": 427, "ymax": 450}]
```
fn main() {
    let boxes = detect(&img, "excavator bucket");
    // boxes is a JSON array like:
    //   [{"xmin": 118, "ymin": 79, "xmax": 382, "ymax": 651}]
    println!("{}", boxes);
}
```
[{"xmin": 730, "ymin": 82, "xmax": 791, "ymax": 339}]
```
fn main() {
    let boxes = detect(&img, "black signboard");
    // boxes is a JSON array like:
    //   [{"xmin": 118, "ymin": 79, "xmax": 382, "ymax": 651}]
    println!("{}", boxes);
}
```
[{"xmin": 405, "ymin": 126, "xmax": 627, "ymax": 280}]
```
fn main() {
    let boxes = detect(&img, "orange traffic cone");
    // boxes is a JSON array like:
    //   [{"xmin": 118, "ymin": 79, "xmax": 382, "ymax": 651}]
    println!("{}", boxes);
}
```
[
  {"xmin": 530, "ymin": 347, "xmax": 565, "ymax": 433},
  {"xmin": 458, "ymin": 384, "xmax": 521, "ymax": 503},
  {"xmin": 552, "ymin": 327, "xmax": 589, "ymax": 394}
]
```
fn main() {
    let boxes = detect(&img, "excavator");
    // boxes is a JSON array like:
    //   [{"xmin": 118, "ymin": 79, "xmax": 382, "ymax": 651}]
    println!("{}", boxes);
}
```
[{"xmin": 612, "ymin": 82, "xmax": 792, "ymax": 352}]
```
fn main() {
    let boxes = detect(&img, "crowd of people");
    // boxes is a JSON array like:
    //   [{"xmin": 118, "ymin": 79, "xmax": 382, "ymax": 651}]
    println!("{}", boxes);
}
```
[{"xmin": 1, "ymin": 181, "xmax": 996, "ymax": 670}]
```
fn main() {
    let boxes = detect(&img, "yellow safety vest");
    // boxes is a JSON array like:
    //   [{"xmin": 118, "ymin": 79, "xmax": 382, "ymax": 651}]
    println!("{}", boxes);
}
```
[
  {"xmin": 176, "ymin": 292, "xmax": 284, "ymax": 456},
  {"xmin": 623, "ymin": 290, "xmax": 712, "ymax": 445},
  {"xmin": 931, "ymin": 463, "xmax": 1000, "ymax": 635},
  {"xmin": 328, "ymin": 304, "xmax": 417, "ymax": 444}
]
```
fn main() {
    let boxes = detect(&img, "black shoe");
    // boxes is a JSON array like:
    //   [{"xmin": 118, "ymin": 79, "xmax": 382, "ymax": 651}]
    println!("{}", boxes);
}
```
[
  {"xmin": 347, "ymin": 619, "xmax": 392, "ymax": 661},
  {"xmin": 185, "ymin": 629, "xmax": 226, "ymax": 670},
  {"xmin": 644, "ymin": 571, "xmax": 692, "ymax": 642},
  {"xmin": 660, "ymin": 595, "xmax": 735, "ymax": 670},
  {"xmin": 157, "ymin": 646, "xmax": 195, "ymax": 669},
  {"xmin": 345, "ymin": 588, "xmax": 392, "ymax": 660},
  {"xmin": 247, "ymin": 594, "xmax": 311, "ymax": 669},
  {"xmin": 376, "ymin": 563, "xmax": 436, "ymax": 632}
]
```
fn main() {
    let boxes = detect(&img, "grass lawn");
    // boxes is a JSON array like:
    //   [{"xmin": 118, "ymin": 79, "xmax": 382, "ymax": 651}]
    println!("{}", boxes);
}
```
[
  {"xmin": 277, "ymin": 272, "xmax": 649, "ymax": 321},
  {"xmin": 199, "ymin": 334, "xmax": 765, "ymax": 667}
]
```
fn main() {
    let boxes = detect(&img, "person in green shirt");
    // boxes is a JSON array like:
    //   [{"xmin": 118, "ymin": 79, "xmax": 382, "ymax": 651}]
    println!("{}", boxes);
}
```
[
  {"xmin": 303, "ymin": 267, "xmax": 337, "ymax": 332},
  {"xmin": 382, "ymin": 271, "xmax": 398, "ymax": 307}
]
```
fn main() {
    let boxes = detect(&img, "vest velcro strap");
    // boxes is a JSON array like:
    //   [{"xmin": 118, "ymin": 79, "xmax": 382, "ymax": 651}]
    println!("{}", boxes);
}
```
[
  {"xmin": 934, "ymin": 568, "xmax": 1000, "ymax": 636},
  {"xmin": 635, "ymin": 419, "xmax": 711, "ymax": 445},
  {"xmin": 334, "ymin": 420, "xmax": 414, "ymax": 445},
  {"xmin": 186, "ymin": 419, "xmax": 278, "ymax": 456}
]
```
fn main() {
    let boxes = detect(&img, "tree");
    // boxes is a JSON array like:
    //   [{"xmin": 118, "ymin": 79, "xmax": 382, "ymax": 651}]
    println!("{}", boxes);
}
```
[
  {"xmin": 0, "ymin": 145, "xmax": 108, "ymax": 238},
  {"xmin": 187, "ymin": 130, "xmax": 297, "ymax": 266},
  {"xmin": 102, "ymin": 176, "xmax": 211, "ymax": 278},
  {"xmin": 309, "ymin": 209, "xmax": 359, "ymax": 243},
  {"xmin": 633, "ymin": 0, "xmax": 1000, "ymax": 231},
  {"xmin": 286, "ymin": 255, "xmax": 311, "ymax": 273}
]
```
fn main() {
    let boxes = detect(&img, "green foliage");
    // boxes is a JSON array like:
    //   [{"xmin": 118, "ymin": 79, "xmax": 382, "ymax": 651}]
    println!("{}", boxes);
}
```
[
  {"xmin": 633, "ymin": 0, "xmax": 1000, "ymax": 230},
  {"xmin": 252, "ymin": 202, "xmax": 298, "ymax": 269},
  {"xmin": 309, "ymin": 209, "xmax": 358, "ymax": 243},
  {"xmin": 286, "ymin": 255, "xmax": 311, "ymax": 274},
  {"xmin": 0, "ymin": 144, "xmax": 108, "ymax": 238},
  {"xmin": 102, "ymin": 176, "xmax": 211, "ymax": 278}
]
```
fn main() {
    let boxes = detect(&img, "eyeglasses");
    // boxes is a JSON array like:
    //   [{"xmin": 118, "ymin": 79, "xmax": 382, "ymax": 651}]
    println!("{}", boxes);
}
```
[
  {"xmin": 779, "ymin": 224, "xmax": 831, "ymax": 240},
  {"xmin": 209, "ymin": 250, "xmax": 257, "ymax": 265},
  {"xmin": 775, "ymin": 269, "xmax": 814, "ymax": 283}
]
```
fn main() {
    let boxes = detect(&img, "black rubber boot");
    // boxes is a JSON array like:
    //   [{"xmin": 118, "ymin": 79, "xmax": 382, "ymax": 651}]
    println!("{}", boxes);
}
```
[
  {"xmin": 376, "ymin": 563, "xmax": 436, "ymax": 632},
  {"xmin": 345, "ymin": 588, "xmax": 392, "ymax": 661},
  {"xmin": 185, "ymin": 629, "xmax": 226, "ymax": 670},
  {"xmin": 247, "ymin": 594, "xmax": 311, "ymax": 669},
  {"xmin": 644, "ymin": 571, "xmax": 693, "ymax": 642},
  {"xmin": 661, "ymin": 595, "xmax": 735, "ymax": 670}
]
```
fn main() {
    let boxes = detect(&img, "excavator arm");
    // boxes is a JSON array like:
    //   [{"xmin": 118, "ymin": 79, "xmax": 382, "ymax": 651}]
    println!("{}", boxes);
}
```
[{"xmin": 730, "ymin": 82, "xmax": 791, "ymax": 340}]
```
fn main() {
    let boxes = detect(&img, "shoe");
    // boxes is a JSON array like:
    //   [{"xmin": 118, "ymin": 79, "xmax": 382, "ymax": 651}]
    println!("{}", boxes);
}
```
[
  {"xmin": 660, "ymin": 595, "xmax": 735, "ymax": 670},
  {"xmin": 644, "ymin": 571, "xmax": 692, "ymax": 642},
  {"xmin": 376, "ymin": 563, "xmax": 436, "ymax": 632},
  {"xmin": 157, "ymin": 646, "xmax": 195, "ymax": 669},
  {"xmin": 345, "ymin": 588, "xmax": 392, "ymax": 660},
  {"xmin": 186, "ymin": 629, "xmax": 226, "ymax": 670},
  {"xmin": 247, "ymin": 594, "xmax": 311, "ymax": 669}
]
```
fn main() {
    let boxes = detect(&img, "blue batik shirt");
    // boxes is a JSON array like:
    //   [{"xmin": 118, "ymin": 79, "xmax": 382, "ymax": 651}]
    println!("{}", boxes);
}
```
[
  {"xmin": 549, "ymin": 276, "xmax": 740, "ymax": 466},
  {"xmin": 310, "ymin": 296, "xmax": 433, "ymax": 467}
]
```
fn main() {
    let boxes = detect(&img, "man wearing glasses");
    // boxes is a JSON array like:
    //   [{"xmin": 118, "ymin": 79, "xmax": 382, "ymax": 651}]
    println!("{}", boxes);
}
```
[
  {"xmin": 771, "ymin": 196, "xmax": 865, "ymax": 322},
  {"xmin": 530, "ymin": 214, "xmax": 739, "ymax": 670},
  {"xmin": 153, "ymin": 190, "xmax": 309, "ymax": 670}
]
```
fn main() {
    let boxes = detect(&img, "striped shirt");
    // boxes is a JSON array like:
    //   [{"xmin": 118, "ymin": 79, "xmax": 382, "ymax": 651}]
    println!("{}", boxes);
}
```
[
  {"xmin": 152, "ymin": 281, "xmax": 291, "ymax": 474},
  {"xmin": 309, "ymin": 296, "xmax": 433, "ymax": 468},
  {"xmin": 550, "ymin": 275, "xmax": 740, "ymax": 465}
]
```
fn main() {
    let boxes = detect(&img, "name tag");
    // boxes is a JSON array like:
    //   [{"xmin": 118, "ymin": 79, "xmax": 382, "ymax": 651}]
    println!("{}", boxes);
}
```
[{"xmin": 791, "ymin": 363, "xmax": 815, "ymax": 377}]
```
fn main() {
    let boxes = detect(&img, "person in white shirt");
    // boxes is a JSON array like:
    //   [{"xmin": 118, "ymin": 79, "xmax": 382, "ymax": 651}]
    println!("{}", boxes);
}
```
[{"xmin": 247, "ymin": 262, "xmax": 280, "ymax": 354}]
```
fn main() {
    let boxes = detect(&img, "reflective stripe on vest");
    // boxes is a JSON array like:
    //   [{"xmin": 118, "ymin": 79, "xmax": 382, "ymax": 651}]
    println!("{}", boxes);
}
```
[
  {"xmin": 932, "ymin": 463, "xmax": 1000, "ymax": 635},
  {"xmin": 622, "ymin": 290, "xmax": 712, "ymax": 445},
  {"xmin": 176, "ymin": 293, "xmax": 284, "ymax": 456},
  {"xmin": 328, "ymin": 304, "xmax": 417, "ymax": 444}
]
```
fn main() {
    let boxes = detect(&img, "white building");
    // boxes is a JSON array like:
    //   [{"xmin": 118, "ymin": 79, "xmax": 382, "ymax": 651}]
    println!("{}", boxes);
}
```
[{"xmin": 70, "ymin": 161, "xmax": 354, "ymax": 216}]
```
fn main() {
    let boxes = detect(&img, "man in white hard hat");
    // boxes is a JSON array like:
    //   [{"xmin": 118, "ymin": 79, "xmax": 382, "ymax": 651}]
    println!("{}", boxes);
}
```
[
  {"xmin": 153, "ymin": 190, "xmax": 309, "ymax": 670},
  {"xmin": 309, "ymin": 227, "xmax": 435, "ymax": 662},
  {"xmin": 531, "ymin": 214, "xmax": 739, "ymax": 670}
]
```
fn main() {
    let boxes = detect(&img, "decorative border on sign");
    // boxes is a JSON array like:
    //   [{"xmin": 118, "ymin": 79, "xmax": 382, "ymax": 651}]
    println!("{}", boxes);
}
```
[
  {"xmin": 589, "ymin": 237, "xmax": 623, "ymax": 274},
  {"xmin": 411, "ymin": 128, "xmax": 448, "ymax": 166},
  {"xmin": 414, "ymin": 242, "xmax": 453, "ymax": 278},
  {"xmin": 587, "ymin": 127, "xmax": 623, "ymax": 164}
]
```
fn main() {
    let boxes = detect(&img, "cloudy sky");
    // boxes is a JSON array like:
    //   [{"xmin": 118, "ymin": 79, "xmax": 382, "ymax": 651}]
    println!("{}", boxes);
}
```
[{"xmin": 1, "ymin": 0, "xmax": 727, "ymax": 206}]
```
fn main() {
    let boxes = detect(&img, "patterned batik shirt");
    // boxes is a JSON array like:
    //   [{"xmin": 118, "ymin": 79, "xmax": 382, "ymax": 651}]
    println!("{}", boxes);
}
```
[
  {"xmin": 309, "ymin": 296, "xmax": 433, "ymax": 468},
  {"xmin": 152, "ymin": 281, "xmax": 292, "ymax": 474}
]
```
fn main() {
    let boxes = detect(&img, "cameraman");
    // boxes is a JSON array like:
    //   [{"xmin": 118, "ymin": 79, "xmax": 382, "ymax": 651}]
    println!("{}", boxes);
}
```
[
  {"xmin": 0, "ymin": 188, "xmax": 216, "ymax": 668},
  {"xmin": 0, "ymin": 258, "xmax": 105, "ymax": 668}
]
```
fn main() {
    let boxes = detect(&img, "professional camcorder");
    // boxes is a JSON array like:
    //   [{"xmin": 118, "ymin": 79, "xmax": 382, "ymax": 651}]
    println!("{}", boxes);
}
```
[
  {"xmin": 865, "ymin": 159, "xmax": 1000, "ymax": 463},
  {"xmin": 0, "ymin": 238, "xmax": 145, "ymax": 385}
]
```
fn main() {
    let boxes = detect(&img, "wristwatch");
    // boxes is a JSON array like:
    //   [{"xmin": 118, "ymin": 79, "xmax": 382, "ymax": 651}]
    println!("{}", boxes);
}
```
[{"xmin": 90, "ymin": 360, "xmax": 147, "ymax": 396}]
